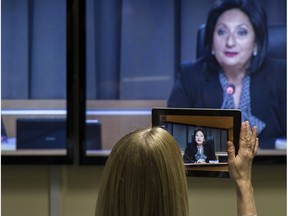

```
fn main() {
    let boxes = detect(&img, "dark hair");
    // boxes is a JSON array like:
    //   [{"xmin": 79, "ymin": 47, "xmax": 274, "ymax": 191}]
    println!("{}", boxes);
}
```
[
  {"xmin": 192, "ymin": 127, "xmax": 207, "ymax": 145},
  {"xmin": 204, "ymin": 0, "xmax": 268, "ymax": 74}
]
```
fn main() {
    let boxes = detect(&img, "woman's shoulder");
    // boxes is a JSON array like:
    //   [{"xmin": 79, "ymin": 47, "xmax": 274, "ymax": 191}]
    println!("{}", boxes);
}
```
[
  {"xmin": 255, "ymin": 57, "xmax": 286, "ymax": 81},
  {"xmin": 262, "ymin": 57, "xmax": 286, "ymax": 71}
]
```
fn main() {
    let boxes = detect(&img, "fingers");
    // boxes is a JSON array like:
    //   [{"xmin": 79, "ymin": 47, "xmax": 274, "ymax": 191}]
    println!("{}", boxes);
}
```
[
  {"xmin": 251, "ymin": 125, "xmax": 257, "ymax": 141},
  {"xmin": 239, "ymin": 121, "xmax": 258, "ymax": 156},
  {"xmin": 226, "ymin": 140, "xmax": 235, "ymax": 163},
  {"xmin": 227, "ymin": 121, "xmax": 258, "ymax": 164},
  {"xmin": 239, "ymin": 121, "xmax": 251, "ymax": 145},
  {"xmin": 253, "ymin": 137, "xmax": 259, "ymax": 156},
  {"xmin": 250, "ymin": 126, "xmax": 258, "ymax": 155}
]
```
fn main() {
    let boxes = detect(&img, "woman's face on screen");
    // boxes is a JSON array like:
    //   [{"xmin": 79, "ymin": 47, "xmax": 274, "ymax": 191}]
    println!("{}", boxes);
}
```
[
  {"xmin": 195, "ymin": 131, "xmax": 205, "ymax": 145},
  {"xmin": 212, "ymin": 9, "xmax": 256, "ymax": 71}
]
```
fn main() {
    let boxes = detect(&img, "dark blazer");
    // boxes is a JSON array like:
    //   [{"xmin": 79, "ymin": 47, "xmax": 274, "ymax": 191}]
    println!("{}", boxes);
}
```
[
  {"xmin": 183, "ymin": 139, "xmax": 216, "ymax": 163},
  {"xmin": 168, "ymin": 57, "xmax": 287, "ymax": 149}
]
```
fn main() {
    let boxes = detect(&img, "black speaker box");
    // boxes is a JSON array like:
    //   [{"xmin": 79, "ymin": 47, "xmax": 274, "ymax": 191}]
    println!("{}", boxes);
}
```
[{"xmin": 16, "ymin": 118, "xmax": 101, "ymax": 150}]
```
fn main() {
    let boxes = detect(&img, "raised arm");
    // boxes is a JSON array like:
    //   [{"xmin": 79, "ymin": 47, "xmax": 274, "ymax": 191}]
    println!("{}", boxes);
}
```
[{"xmin": 227, "ymin": 121, "xmax": 258, "ymax": 216}]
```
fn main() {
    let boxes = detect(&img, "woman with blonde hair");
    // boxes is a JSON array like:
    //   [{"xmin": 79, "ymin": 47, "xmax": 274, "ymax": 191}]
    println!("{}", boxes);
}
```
[
  {"xmin": 96, "ymin": 121, "xmax": 258, "ymax": 216},
  {"xmin": 95, "ymin": 127, "xmax": 189, "ymax": 216}
]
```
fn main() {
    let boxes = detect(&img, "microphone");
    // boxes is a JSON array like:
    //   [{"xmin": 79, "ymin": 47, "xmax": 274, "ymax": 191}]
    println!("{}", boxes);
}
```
[
  {"xmin": 226, "ymin": 84, "xmax": 235, "ymax": 95},
  {"xmin": 221, "ymin": 84, "xmax": 235, "ymax": 109}
]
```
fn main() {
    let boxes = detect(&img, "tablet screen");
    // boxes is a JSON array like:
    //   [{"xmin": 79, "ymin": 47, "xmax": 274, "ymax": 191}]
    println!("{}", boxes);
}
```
[{"xmin": 152, "ymin": 108, "xmax": 241, "ymax": 178}]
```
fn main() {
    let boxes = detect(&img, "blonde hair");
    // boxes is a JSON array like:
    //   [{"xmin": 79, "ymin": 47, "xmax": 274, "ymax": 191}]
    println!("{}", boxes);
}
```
[{"xmin": 95, "ymin": 127, "xmax": 189, "ymax": 216}]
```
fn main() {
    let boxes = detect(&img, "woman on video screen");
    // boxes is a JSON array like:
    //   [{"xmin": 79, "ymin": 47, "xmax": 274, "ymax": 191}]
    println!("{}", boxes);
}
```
[
  {"xmin": 167, "ymin": 0, "xmax": 286, "ymax": 149},
  {"xmin": 183, "ymin": 127, "xmax": 217, "ymax": 163}
]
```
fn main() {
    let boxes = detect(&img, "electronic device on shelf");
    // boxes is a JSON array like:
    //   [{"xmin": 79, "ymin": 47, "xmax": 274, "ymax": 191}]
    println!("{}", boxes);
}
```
[{"xmin": 16, "ymin": 118, "xmax": 101, "ymax": 150}]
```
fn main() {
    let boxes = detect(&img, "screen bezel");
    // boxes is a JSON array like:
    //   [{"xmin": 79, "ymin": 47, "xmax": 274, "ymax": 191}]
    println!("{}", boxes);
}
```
[{"xmin": 151, "ymin": 107, "xmax": 241, "ymax": 178}]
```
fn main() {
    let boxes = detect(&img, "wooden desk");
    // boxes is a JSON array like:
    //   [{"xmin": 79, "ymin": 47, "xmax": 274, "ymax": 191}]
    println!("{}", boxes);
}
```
[{"xmin": 185, "ymin": 163, "xmax": 228, "ymax": 172}]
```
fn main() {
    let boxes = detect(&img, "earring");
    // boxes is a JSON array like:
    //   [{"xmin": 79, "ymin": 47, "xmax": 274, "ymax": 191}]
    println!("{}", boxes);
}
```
[
  {"xmin": 253, "ymin": 49, "xmax": 257, "ymax": 56},
  {"xmin": 211, "ymin": 50, "xmax": 215, "ymax": 55}
]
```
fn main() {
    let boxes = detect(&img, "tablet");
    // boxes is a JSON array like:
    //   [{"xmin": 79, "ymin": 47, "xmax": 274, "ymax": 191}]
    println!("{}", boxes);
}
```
[{"xmin": 151, "ymin": 107, "xmax": 241, "ymax": 178}]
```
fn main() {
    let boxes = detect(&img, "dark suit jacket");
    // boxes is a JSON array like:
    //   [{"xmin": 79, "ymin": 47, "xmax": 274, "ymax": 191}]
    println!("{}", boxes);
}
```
[
  {"xmin": 183, "ymin": 139, "xmax": 216, "ymax": 163},
  {"xmin": 168, "ymin": 57, "xmax": 287, "ymax": 149}
]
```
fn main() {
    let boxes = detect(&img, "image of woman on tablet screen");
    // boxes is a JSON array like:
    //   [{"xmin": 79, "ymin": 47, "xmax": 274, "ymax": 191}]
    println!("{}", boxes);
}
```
[{"xmin": 183, "ymin": 127, "xmax": 217, "ymax": 163}]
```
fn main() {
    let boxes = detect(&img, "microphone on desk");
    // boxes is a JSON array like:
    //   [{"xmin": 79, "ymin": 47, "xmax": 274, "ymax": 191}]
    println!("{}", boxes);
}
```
[{"xmin": 221, "ymin": 84, "xmax": 235, "ymax": 109}]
